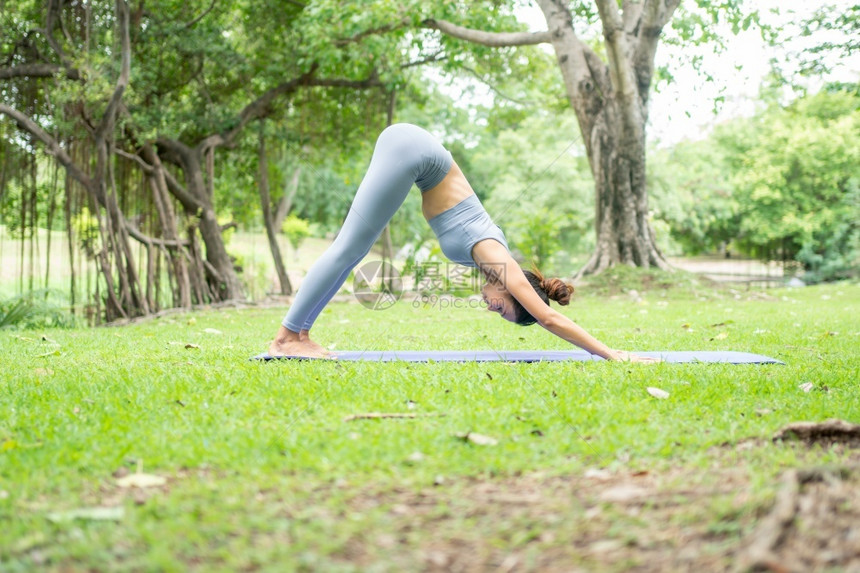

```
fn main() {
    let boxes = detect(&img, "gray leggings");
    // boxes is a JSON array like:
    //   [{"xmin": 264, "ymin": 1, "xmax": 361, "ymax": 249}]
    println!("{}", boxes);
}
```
[{"xmin": 282, "ymin": 124, "xmax": 452, "ymax": 332}]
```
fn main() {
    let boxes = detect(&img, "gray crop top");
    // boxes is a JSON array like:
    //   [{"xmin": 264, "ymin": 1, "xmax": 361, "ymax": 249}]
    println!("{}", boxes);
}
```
[{"xmin": 427, "ymin": 194, "xmax": 509, "ymax": 267}]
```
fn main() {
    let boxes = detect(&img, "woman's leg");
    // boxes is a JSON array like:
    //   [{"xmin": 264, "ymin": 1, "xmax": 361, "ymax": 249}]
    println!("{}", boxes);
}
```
[{"xmin": 270, "ymin": 124, "xmax": 452, "ymax": 356}]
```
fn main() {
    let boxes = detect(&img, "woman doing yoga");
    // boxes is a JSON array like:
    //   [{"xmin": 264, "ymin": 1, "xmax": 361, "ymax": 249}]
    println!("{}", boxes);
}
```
[{"xmin": 268, "ymin": 123, "xmax": 656, "ymax": 362}]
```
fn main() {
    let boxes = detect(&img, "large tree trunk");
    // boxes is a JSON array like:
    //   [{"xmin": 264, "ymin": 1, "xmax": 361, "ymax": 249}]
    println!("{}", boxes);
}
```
[
  {"xmin": 538, "ymin": 0, "xmax": 669, "ymax": 275},
  {"xmin": 584, "ymin": 107, "xmax": 666, "ymax": 273}
]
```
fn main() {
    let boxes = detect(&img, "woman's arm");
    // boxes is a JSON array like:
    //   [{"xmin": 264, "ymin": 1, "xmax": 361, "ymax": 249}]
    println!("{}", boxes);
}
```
[
  {"xmin": 472, "ymin": 240, "xmax": 653, "ymax": 362},
  {"xmin": 504, "ymin": 262, "xmax": 620, "ymax": 359}
]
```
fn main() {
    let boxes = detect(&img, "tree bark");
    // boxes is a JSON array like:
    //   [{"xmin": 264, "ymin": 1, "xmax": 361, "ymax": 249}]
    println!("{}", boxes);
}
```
[
  {"xmin": 155, "ymin": 137, "xmax": 245, "ymax": 301},
  {"xmin": 257, "ymin": 125, "xmax": 292, "ymax": 295},
  {"xmin": 140, "ymin": 144, "xmax": 193, "ymax": 308}
]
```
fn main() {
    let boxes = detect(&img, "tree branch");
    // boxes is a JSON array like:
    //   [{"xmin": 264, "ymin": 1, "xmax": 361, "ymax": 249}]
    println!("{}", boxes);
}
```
[
  {"xmin": 401, "ymin": 51, "xmax": 447, "ymax": 69},
  {"xmin": 150, "ymin": 139, "xmax": 204, "ymax": 212},
  {"xmin": 0, "ymin": 103, "xmax": 94, "ymax": 191},
  {"xmin": 199, "ymin": 67, "xmax": 384, "ymax": 152},
  {"xmin": 97, "ymin": 0, "xmax": 131, "ymax": 138},
  {"xmin": 594, "ymin": 0, "xmax": 638, "ymax": 100},
  {"xmin": 114, "ymin": 148, "xmax": 153, "ymax": 173},
  {"xmin": 198, "ymin": 73, "xmax": 311, "ymax": 151},
  {"xmin": 422, "ymin": 18, "xmax": 551, "ymax": 47},
  {"xmin": 45, "ymin": 0, "xmax": 72, "ymax": 69},
  {"xmin": 183, "ymin": 0, "xmax": 217, "ymax": 29},
  {"xmin": 0, "ymin": 63, "xmax": 80, "ymax": 80},
  {"xmin": 622, "ymin": 0, "xmax": 646, "ymax": 35},
  {"xmin": 115, "ymin": 145, "xmax": 201, "ymax": 214},
  {"xmin": 633, "ymin": 0, "xmax": 681, "ymax": 104},
  {"xmin": 126, "ymin": 222, "xmax": 191, "ymax": 247},
  {"xmin": 334, "ymin": 18, "xmax": 411, "ymax": 47}
]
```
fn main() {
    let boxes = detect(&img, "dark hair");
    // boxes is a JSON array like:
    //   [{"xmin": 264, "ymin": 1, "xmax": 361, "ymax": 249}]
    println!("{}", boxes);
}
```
[{"xmin": 512, "ymin": 268, "xmax": 574, "ymax": 326}]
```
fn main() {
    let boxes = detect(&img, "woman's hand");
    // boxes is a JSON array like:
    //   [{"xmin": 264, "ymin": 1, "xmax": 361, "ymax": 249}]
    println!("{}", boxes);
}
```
[{"xmin": 611, "ymin": 350, "xmax": 662, "ymax": 363}]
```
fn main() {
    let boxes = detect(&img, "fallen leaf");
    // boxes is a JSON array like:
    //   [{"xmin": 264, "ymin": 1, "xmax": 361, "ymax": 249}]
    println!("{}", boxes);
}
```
[
  {"xmin": 406, "ymin": 451, "xmax": 425, "ymax": 463},
  {"xmin": 714, "ymin": 332, "xmax": 729, "ymax": 340},
  {"xmin": 589, "ymin": 539, "xmax": 624, "ymax": 553},
  {"xmin": 599, "ymin": 484, "xmax": 649, "ymax": 503},
  {"xmin": 799, "ymin": 382, "xmax": 814, "ymax": 393},
  {"xmin": 681, "ymin": 323, "xmax": 692, "ymax": 330},
  {"xmin": 41, "ymin": 335, "xmax": 59, "ymax": 344},
  {"xmin": 116, "ymin": 473, "xmax": 167, "ymax": 488},
  {"xmin": 33, "ymin": 368, "xmax": 54, "ymax": 376},
  {"xmin": 455, "ymin": 432, "xmax": 498, "ymax": 446},
  {"xmin": 584, "ymin": 468, "xmax": 612, "ymax": 481},
  {"xmin": 646, "ymin": 387, "xmax": 670, "ymax": 399},
  {"xmin": 203, "ymin": 328, "xmax": 222, "ymax": 335},
  {"xmin": 47, "ymin": 506, "xmax": 124, "ymax": 522},
  {"xmin": 184, "ymin": 343, "xmax": 200, "ymax": 350}
]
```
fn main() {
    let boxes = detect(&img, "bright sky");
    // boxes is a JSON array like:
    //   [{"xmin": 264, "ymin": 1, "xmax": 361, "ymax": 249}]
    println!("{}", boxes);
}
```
[{"xmin": 512, "ymin": 0, "xmax": 859, "ymax": 145}]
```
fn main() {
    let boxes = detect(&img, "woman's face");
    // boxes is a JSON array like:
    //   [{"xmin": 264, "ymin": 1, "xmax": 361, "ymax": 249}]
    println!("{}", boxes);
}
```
[{"xmin": 481, "ymin": 281, "xmax": 517, "ymax": 323}]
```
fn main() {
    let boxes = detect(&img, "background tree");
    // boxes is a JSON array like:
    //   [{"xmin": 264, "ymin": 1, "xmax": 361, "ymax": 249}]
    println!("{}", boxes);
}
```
[
  {"xmin": 1, "ymin": 0, "xmax": 404, "ymax": 318},
  {"xmin": 417, "ymin": 0, "xmax": 755, "ymax": 275},
  {"xmin": 717, "ymin": 84, "xmax": 859, "ymax": 281}
]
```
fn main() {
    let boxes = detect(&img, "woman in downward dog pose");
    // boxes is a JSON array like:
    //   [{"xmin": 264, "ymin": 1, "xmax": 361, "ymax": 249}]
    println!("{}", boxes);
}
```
[{"xmin": 268, "ymin": 123, "xmax": 655, "ymax": 362}]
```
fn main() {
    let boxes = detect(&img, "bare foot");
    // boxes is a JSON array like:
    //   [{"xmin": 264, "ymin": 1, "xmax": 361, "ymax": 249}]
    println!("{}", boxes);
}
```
[
  {"xmin": 268, "ymin": 326, "xmax": 333, "ymax": 359},
  {"xmin": 298, "ymin": 330, "xmax": 331, "ymax": 356},
  {"xmin": 268, "ymin": 339, "xmax": 331, "ymax": 359}
]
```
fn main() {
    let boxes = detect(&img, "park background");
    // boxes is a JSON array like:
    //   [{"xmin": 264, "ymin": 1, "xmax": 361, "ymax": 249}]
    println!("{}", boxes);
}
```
[
  {"xmin": 1, "ymin": 0, "xmax": 857, "ymax": 323},
  {"xmin": 1, "ymin": 1, "xmax": 859, "ymax": 571}
]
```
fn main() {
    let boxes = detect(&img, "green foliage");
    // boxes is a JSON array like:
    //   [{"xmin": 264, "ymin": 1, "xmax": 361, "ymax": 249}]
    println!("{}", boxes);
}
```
[
  {"xmin": 0, "ymin": 290, "xmax": 79, "ymax": 330},
  {"xmin": 649, "ymin": 139, "xmax": 738, "ymax": 255},
  {"xmin": 282, "ymin": 213, "xmax": 312, "ymax": 252},
  {"xmin": 793, "ymin": 4, "xmax": 859, "ymax": 77},
  {"xmin": 509, "ymin": 207, "xmax": 566, "ymax": 271},
  {"xmin": 70, "ymin": 207, "xmax": 101, "ymax": 258},
  {"xmin": 469, "ymin": 112, "xmax": 594, "ymax": 274},
  {"xmin": 650, "ymin": 84, "xmax": 859, "ymax": 281},
  {"xmin": 718, "ymin": 86, "xmax": 860, "ymax": 280}
]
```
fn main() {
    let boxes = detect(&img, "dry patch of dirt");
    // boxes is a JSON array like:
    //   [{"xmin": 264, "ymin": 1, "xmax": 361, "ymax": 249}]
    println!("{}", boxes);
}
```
[{"xmin": 329, "ymin": 440, "xmax": 860, "ymax": 572}]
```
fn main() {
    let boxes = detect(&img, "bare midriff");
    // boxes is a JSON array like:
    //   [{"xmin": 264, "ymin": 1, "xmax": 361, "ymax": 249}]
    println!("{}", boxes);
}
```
[{"xmin": 421, "ymin": 161, "xmax": 475, "ymax": 221}]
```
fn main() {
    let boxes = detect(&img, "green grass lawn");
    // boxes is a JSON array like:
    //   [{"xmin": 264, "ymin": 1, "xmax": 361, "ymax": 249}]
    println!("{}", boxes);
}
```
[{"xmin": 1, "ymin": 278, "xmax": 858, "ymax": 571}]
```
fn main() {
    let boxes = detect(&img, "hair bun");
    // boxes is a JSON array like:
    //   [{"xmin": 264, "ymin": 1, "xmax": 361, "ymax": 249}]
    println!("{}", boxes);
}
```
[{"xmin": 541, "ymin": 278, "xmax": 574, "ymax": 306}]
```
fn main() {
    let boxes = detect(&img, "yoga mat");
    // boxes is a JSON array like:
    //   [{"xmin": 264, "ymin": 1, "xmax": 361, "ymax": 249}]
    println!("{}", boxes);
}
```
[{"xmin": 251, "ymin": 350, "xmax": 783, "ymax": 364}]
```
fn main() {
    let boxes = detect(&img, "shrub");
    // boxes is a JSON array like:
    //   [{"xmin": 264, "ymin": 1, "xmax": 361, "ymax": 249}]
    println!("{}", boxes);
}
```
[{"xmin": 0, "ymin": 290, "xmax": 79, "ymax": 330}]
